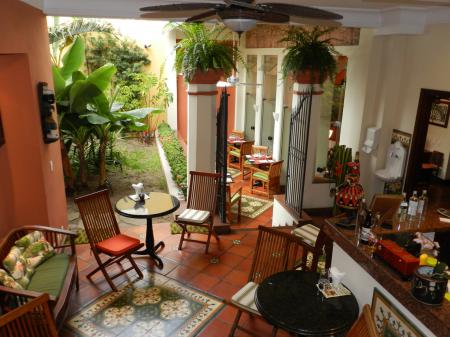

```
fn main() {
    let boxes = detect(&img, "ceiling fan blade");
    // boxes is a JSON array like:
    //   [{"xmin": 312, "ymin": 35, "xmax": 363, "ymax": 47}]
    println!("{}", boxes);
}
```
[
  {"xmin": 223, "ymin": 0, "xmax": 258, "ymax": 10},
  {"xmin": 219, "ymin": 8, "xmax": 288, "ymax": 23},
  {"xmin": 289, "ymin": 16, "xmax": 342, "ymax": 27},
  {"xmin": 257, "ymin": 3, "xmax": 343, "ymax": 20},
  {"xmin": 186, "ymin": 10, "xmax": 219, "ymax": 22},
  {"xmin": 140, "ymin": 3, "xmax": 216, "ymax": 12},
  {"xmin": 141, "ymin": 10, "xmax": 211, "ymax": 19}
]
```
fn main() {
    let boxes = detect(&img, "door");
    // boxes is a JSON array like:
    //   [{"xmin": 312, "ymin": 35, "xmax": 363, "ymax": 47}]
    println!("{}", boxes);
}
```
[
  {"xmin": 261, "ymin": 55, "xmax": 277, "ymax": 151},
  {"xmin": 244, "ymin": 55, "xmax": 257, "ymax": 141}
]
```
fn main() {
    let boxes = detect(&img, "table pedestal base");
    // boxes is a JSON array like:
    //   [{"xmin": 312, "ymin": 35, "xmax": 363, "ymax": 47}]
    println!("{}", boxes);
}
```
[{"xmin": 133, "ymin": 217, "xmax": 164, "ymax": 269}]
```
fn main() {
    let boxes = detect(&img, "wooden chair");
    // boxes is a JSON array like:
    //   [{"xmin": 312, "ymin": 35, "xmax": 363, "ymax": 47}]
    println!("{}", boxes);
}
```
[
  {"xmin": 242, "ymin": 145, "xmax": 269, "ymax": 180},
  {"xmin": 228, "ymin": 141, "xmax": 253, "ymax": 171},
  {"xmin": 175, "ymin": 171, "xmax": 220, "ymax": 254},
  {"xmin": 226, "ymin": 184, "xmax": 242, "ymax": 224},
  {"xmin": 75, "ymin": 189, "xmax": 144, "ymax": 291},
  {"xmin": 346, "ymin": 304, "xmax": 377, "ymax": 337},
  {"xmin": 230, "ymin": 130, "xmax": 245, "ymax": 139},
  {"xmin": 292, "ymin": 223, "xmax": 333, "ymax": 271},
  {"xmin": 0, "ymin": 293, "xmax": 58, "ymax": 337},
  {"xmin": 228, "ymin": 226, "xmax": 321, "ymax": 337},
  {"xmin": 250, "ymin": 160, "xmax": 283, "ymax": 198}
]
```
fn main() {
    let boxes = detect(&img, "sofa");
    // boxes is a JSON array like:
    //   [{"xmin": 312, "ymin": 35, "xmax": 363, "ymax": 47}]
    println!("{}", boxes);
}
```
[{"xmin": 0, "ymin": 226, "xmax": 78, "ymax": 330}]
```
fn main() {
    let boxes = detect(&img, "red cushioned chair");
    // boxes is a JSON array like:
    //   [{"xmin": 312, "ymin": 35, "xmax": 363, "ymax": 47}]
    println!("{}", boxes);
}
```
[{"xmin": 75, "ymin": 189, "xmax": 144, "ymax": 291}]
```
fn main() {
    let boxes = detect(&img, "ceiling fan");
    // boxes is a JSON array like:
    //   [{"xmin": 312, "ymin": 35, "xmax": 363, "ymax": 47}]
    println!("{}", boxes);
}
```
[{"xmin": 140, "ymin": 1, "xmax": 343, "ymax": 34}]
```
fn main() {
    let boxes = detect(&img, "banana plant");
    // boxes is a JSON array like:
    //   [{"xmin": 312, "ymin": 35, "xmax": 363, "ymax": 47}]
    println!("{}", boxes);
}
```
[{"xmin": 83, "ymin": 88, "xmax": 161, "ymax": 187}]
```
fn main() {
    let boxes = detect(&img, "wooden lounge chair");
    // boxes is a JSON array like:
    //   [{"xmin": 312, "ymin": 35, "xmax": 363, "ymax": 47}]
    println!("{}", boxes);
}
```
[
  {"xmin": 226, "ymin": 184, "xmax": 242, "ymax": 224},
  {"xmin": 175, "ymin": 171, "xmax": 220, "ymax": 254},
  {"xmin": 250, "ymin": 160, "xmax": 283, "ymax": 198},
  {"xmin": 75, "ymin": 189, "xmax": 144, "ymax": 292}
]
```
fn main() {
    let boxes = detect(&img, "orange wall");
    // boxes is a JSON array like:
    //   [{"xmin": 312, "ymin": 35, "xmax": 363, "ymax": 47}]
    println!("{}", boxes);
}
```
[{"xmin": 0, "ymin": 0, "xmax": 67, "ymax": 237}]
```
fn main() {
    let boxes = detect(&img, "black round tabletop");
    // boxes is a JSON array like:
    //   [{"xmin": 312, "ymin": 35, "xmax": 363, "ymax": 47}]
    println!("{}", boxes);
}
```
[
  {"xmin": 255, "ymin": 270, "xmax": 359, "ymax": 336},
  {"xmin": 115, "ymin": 192, "xmax": 180, "ymax": 219}
]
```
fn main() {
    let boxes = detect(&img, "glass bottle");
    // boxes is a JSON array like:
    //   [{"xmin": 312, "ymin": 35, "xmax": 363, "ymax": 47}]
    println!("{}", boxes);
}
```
[
  {"xmin": 407, "ymin": 191, "xmax": 419, "ymax": 220},
  {"xmin": 359, "ymin": 210, "xmax": 372, "ymax": 245},
  {"xmin": 398, "ymin": 192, "xmax": 408, "ymax": 222},
  {"xmin": 417, "ymin": 190, "xmax": 428, "ymax": 219},
  {"xmin": 355, "ymin": 198, "xmax": 367, "ymax": 238}
]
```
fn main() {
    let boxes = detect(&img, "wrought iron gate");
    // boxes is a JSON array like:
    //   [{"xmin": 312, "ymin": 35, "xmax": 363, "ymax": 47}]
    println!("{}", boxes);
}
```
[
  {"xmin": 216, "ymin": 88, "xmax": 228, "ymax": 222},
  {"xmin": 285, "ymin": 90, "xmax": 313, "ymax": 215}
]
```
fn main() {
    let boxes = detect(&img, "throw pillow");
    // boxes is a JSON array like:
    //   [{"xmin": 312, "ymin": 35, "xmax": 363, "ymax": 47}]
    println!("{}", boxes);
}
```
[
  {"xmin": 14, "ymin": 230, "xmax": 44, "ymax": 249},
  {"xmin": 0, "ymin": 268, "xmax": 23, "ymax": 290},
  {"xmin": 2, "ymin": 246, "xmax": 33, "ymax": 288},
  {"xmin": 22, "ymin": 240, "xmax": 55, "ymax": 269}
]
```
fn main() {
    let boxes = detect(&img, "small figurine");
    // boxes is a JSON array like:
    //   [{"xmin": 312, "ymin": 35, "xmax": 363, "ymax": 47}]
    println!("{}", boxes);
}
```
[{"xmin": 132, "ymin": 183, "xmax": 144, "ymax": 198}]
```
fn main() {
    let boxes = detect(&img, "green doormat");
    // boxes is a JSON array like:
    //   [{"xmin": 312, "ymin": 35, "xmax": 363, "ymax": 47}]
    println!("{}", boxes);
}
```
[
  {"xmin": 227, "ymin": 167, "xmax": 241, "ymax": 178},
  {"xmin": 237, "ymin": 195, "xmax": 273, "ymax": 219},
  {"xmin": 66, "ymin": 272, "xmax": 224, "ymax": 337},
  {"xmin": 170, "ymin": 223, "xmax": 209, "ymax": 235},
  {"xmin": 65, "ymin": 227, "xmax": 89, "ymax": 245}
]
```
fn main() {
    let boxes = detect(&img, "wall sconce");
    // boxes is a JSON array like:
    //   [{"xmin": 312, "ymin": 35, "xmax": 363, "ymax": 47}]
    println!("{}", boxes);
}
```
[{"xmin": 38, "ymin": 82, "xmax": 59, "ymax": 144}]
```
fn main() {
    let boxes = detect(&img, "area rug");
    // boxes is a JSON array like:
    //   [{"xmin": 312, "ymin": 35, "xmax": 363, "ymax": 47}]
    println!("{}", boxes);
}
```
[
  {"xmin": 227, "ymin": 167, "xmax": 241, "ymax": 178},
  {"xmin": 66, "ymin": 272, "xmax": 224, "ymax": 337},
  {"xmin": 235, "ymin": 194, "xmax": 273, "ymax": 219}
]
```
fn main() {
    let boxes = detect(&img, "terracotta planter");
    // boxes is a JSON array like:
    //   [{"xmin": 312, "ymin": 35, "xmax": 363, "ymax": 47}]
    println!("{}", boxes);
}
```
[
  {"xmin": 294, "ymin": 70, "xmax": 328, "ymax": 84},
  {"xmin": 189, "ymin": 69, "xmax": 224, "ymax": 84},
  {"xmin": 411, "ymin": 266, "xmax": 447, "ymax": 305}
]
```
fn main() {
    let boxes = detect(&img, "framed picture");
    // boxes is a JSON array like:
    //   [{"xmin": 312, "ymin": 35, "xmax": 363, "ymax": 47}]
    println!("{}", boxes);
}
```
[
  {"xmin": 384, "ymin": 129, "xmax": 411, "ymax": 194},
  {"xmin": 0, "ymin": 111, "xmax": 4, "ymax": 147},
  {"xmin": 429, "ymin": 101, "xmax": 449, "ymax": 128},
  {"xmin": 371, "ymin": 288, "xmax": 426, "ymax": 337}
]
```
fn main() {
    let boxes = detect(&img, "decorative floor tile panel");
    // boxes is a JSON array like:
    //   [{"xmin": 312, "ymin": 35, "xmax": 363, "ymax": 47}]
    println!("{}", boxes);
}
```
[{"xmin": 67, "ymin": 272, "xmax": 224, "ymax": 337}]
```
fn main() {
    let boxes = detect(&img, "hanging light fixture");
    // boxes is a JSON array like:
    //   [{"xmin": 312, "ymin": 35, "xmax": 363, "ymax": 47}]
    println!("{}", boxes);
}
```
[{"xmin": 221, "ymin": 18, "xmax": 257, "ymax": 33}]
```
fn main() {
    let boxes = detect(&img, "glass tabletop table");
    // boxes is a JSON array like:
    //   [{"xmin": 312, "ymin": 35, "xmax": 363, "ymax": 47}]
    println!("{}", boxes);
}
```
[{"xmin": 115, "ymin": 192, "xmax": 180, "ymax": 268}]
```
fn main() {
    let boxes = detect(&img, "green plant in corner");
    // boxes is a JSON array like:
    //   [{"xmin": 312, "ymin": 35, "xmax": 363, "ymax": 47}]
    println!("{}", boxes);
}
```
[
  {"xmin": 280, "ymin": 26, "xmax": 338, "ymax": 84},
  {"xmin": 173, "ymin": 23, "xmax": 242, "ymax": 83}
]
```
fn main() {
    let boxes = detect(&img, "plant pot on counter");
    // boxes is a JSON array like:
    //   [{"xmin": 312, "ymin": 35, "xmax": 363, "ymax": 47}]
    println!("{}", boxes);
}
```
[
  {"xmin": 411, "ymin": 266, "xmax": 447, "ymax": 305},
  {"xmin": 189, "ymin": 69, "xmax": 224, "ymax": 84},
  {"xmin": 294, "ymin": 70, "xmax": 328, "ymax": 84}
]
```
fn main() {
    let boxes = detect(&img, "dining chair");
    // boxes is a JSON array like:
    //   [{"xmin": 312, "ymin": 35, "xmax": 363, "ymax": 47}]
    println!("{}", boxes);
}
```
[
  {"xmin": 228, "ymin": 141, "xmax": 253, "ymax": 171},
  {"xmin": 75, "ymin": 189, "xmax": 144, "ymax": 291},
  {"xmin": 346, "ymin": 304, "xmax": 377, "ymax": 337},
  {"xmin": 250, "ymin": 160, "xmax": 283, "ymax": 198},
  {"xmin": 228, "ymin": 226, "xmax": 317, "ymax": 337},
  {"xmin": 230, "ymin": 130, "xmax": 245, "ymax": 139},
  {"xmin": 175, "ymin": 171, "xmax": 220, "ymax": 254},
  {"xmin": 242, "ymin": 145, "xmax": 269, "ymax": 180},
  {"xmin": 291, "ymin": 223, "xmax": 333, "ymax": 272},
  {"xmin": 226, "ymin": 184, "xmax": 242, "ymax": 223},
  {"xmin": 0, "ymin": 293, "xmax": 58, "ymax": 337}
]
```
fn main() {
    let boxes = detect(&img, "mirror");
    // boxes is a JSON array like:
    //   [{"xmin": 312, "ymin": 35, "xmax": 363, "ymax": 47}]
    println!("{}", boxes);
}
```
[{"xmin": 314, "ymin": 56, "xmax": 348, "ymax": 183}]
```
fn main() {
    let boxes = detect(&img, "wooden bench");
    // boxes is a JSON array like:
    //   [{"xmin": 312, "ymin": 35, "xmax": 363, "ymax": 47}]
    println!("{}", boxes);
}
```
[{"xmin": 0, "ymin": 226, "xmax": 78, "ymax": 330}]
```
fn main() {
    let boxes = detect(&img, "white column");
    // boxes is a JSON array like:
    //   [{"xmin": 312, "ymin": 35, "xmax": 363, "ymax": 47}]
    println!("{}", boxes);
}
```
[
  {"xmin": 254, "ymin": 54, "xmax": 264, "ymax": 145},
  {"xmin": 272, "ymin": 55, "xmax": 285, "ymax": 161},
  {"xmin": 187, "ymin": 84, "xmax": 217, "ymax": 173},
  {"xmin": 235, "ymin": 61, "xmax": 246, "ymax": 131}
]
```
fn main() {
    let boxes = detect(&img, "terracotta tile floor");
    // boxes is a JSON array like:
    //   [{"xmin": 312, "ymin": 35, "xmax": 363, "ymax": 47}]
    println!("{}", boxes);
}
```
[{"xmin": 61, "ymin": 180, "xmax": 292, "ymax": 336}]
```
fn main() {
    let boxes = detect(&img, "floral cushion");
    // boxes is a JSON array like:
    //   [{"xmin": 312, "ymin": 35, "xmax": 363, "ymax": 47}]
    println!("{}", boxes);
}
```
[
  {"xmin": 2, "ymin": 246, "xmax": 33, "ymax": 288},
  {"xmin": 22, "ymin": 240, "xmax": 55, "ymax": 269},
  {"xmin": 0, "ymin": 268, "xmax": 23, "ymax": 289},
  {"xmin": 15, "ymin": 230, "xmax": 44, "ymax": 249}
]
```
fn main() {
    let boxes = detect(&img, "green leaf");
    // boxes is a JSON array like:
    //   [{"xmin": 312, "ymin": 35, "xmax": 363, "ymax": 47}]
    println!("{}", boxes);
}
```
[
  {"xmin": 91, "ymin": 92, "xmax": 110, "ymax": 116},
  {"xmin": 121, "ymin": 107, "xmax": 158, "ymax": 119},
  {"xmin": 83, "ymin": 113, "xmax": 110, "ymax": 125},
  {"xmin": 127, "ymin": 122, "xmax": 148, "ymax": 131},
  {"xmin": 86, "ymin": 63, "xmax": 116, "ymax": 92},
  {"xmin": 52, "ymin": 66, "xmax": 65, "ymax": 98},
  {"xmin": 60, "ymin": 37, "xmax": 85, "ymax": 80},
  {"xmin": 69, "ymin": 80, "xmax": 103, "ymax": 114},
  {"xmin": 72, "ymin": 71, "xmax": 86, "ymax": 83}
]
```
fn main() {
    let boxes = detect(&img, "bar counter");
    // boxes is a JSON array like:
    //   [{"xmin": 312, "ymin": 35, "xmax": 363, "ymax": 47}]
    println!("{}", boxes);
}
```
[{"xmin": 323, "ymin": 217, "xmax": 450, "ymax": 337}]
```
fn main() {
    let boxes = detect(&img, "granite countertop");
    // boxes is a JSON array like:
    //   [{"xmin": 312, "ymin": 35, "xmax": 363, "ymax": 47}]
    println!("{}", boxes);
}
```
[{"xmin": 323, "ymin": 218, "xmax": 450, "ymax": 337}]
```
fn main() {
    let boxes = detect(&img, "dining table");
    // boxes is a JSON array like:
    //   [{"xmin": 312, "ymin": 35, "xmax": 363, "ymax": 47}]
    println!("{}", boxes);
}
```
[
  {"xmin": 115, "ymin": 191, "xmax": 180, "ymax": 268},
  {"xmin": 255, "ymin": 270, "xmax": 359, "ymax": 336}
]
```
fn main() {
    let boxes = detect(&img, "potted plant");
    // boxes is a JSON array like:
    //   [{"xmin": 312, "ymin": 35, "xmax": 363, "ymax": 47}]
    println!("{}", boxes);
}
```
[
  {"xmin": 280, "ymin": 26, "xmax": 338, "ymax": 84},
  {"xmin": 412, "ymin": 261, "xmax": 448, "ymax": 305},
  {"xmin": 173, "ymin": 23, "xmax": 242, "ymax": 84}
]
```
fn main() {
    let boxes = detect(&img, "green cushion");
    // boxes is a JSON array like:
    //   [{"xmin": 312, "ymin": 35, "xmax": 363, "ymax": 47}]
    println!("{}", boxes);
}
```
[
  {"xmin": 253, "ymin": 172, "xmax": 269, "ymax": 181},
  {"xmin": 229, "ymin": 150, "xmax": 240, "ymax": 157},
  {"xmin": 27, "ymin": 253, "xmax": 69, "ymax": 297},
  {"xmin": 170, "ymin": 223, "xmax": 209, "ymax": 235},
  {"xmin": 231, "ymin": 192, "xmax": 241, "ymax": 204}
]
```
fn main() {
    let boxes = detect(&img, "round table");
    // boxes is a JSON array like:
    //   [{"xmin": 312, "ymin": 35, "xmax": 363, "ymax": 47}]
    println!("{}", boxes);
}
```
[
  {"xmin": 255, "ymin": 270, "xmax": 359, "ymax": 337},
  {"xmin": 115, "ymin": 192, "xmax": 180, "ymax": 268}
]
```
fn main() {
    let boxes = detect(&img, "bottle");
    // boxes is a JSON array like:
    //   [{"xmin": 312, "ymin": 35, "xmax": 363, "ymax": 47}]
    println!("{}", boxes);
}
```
[
  {"xmin": 407, "ymin": 191, "xmax": 419, "ymax": 220},
  {"xmin": 359, "ymin": 210, "xmax": 372, "ymax": 245},
  {"xmin": 398, "ymin": 192, "xmax": 408, "ymax": 221},
  {"xmin": 417, "ymin": 190, "xmax": 428, "ymax": 219},
  {"xmin": 356, "ymin": 198, "xmax": 367, "ymax": 237}
]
